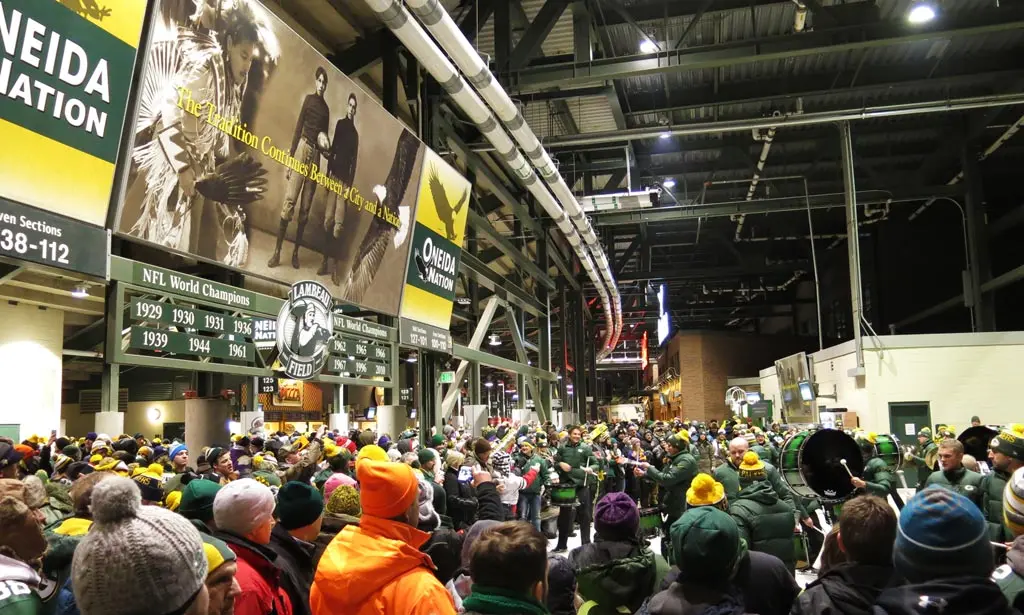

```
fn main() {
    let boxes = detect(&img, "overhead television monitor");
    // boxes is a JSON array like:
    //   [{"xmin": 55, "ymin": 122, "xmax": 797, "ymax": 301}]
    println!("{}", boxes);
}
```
[
  {"xmin": 798, "ymin": 381, "xmax": 816, "ymax": 402},
  {"xmin": 746, "ymin": 391, "xmax": 762, "ymax": 404},
  {"xmin": 365, "ymin": 407, "xmax": 377, "ymax": 420},
  {"xmin": 409, "ymin": 408, "xmax": 417, "ymax": 419}
]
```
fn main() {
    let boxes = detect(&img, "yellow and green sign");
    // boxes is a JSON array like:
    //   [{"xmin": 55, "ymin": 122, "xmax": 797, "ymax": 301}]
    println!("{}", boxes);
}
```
[
  {"xmin": 0, "ymin": 0, "xmax": 146, "ymax": 226},
  {"xmin": 399, "ymin": 150, "xmax": 471, "ymax": 330}
]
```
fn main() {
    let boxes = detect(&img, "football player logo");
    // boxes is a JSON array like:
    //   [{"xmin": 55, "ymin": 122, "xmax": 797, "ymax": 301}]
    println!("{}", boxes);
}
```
[{"xmin": 276, "ymin": 281, "xmax": 334, "ymax": 379}]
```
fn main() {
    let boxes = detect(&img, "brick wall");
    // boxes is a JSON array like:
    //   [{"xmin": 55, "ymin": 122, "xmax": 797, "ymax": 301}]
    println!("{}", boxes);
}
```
[{"xmin": 663, "ymin": 331, "xmax": 812, "ymax": 422}]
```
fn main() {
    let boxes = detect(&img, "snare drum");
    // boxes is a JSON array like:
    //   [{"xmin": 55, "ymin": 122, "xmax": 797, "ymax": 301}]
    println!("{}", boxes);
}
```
[
  {"xmin": 550, "ymin": 485, "xmax": 578, "ymax": 507},
  {"xmin": 638, "ymin": 506, "xmax": 662, "ymax": 539}
]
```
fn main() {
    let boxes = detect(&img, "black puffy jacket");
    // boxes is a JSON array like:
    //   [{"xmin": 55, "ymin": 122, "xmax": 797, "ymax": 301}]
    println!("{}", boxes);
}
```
[
  {"xmin": 790, "ymin": 562, "xmax": 894, "ymax": 615},
  {"xmin": 873, "ymin": 577, "xmax": 1022, "ymax": 615},
  {"xmin": 443, "ymin": 466, "xmax": 478, "ymax": 530}
]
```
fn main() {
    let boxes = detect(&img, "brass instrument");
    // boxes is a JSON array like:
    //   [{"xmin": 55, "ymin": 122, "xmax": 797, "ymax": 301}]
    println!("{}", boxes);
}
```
[{"xmin": 924, "ymin": 447, "xmax": 939, "ymax": 471}]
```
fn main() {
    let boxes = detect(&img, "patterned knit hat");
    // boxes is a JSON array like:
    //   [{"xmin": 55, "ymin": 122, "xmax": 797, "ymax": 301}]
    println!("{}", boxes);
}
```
[
  {"xmin": 1004, "ymin": 466, "xmax": 1024, "ymax": 537},
  {"xmin": 917, "ymin": 427, "xmax": 933, "ymax": 439},
  {"xmin": 895, "ymin": 485, "xmax": 991, "ymax": 583},
  {"xmin": 71, "ymin": 477, "xmax": 207, "ymax": 615},
  {"xmin": 738, "ymin": 451, "xmax": 766, "ymax": 482},
  {"xmin": 992, "ymin": 425, "xmax": 1024, "ymax": 462},
  {"xmin": 133, "ymin": 463, "xmax": 166, "ymax": 503},
  {"xmin": 326, "ymin": 485, "xmax": 361, "ymax": 517}
]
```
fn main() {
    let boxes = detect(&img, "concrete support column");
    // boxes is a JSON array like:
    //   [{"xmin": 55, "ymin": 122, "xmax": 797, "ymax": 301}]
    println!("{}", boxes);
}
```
[
  {"xmin": 329, "ymin": 384, "xmax": 348, "ymax": 433},
  {"xmin": 0, "ymin": 302, "xmax": 63, "ymax": 441},
  {"xmin": 94, "ymin": 412, "xmax": 124, "ymax": 438},
  {"xmin": 184, "ymin": 399, "xmax": 233, "ymax": 459},
  {"xmin": 377, "ymin": 405, "xmax": 408, "ymax": 441}
]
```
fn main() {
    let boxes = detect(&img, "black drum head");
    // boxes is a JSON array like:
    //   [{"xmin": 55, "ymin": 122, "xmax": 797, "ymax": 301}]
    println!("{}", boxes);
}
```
[
  {"xmin": 800, "ymin": 429, "xmax": 864, "ymax": 501},
  {"xmin": 959, "ymin": 425, "xmax": 998, "ymax": 461}
]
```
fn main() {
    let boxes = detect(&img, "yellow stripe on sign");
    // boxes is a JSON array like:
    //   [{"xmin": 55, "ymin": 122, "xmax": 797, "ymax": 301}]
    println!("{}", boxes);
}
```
[
  {"xmin": 59, "ymin": 0, "xmax": 147, "ymax": 48},
  {"xmin": 0, "ymin": 119, "xmax": 114, "ymax": 227},
  {"xmin": 401, "ymin": 284, "xmax": 454, "ymax": 330}
]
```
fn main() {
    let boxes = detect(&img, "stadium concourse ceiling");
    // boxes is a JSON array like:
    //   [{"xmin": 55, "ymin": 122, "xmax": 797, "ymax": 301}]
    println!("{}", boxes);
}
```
[{"xmin": 271, "ymin": 0, "xmax": 1024, "ymax": 346}]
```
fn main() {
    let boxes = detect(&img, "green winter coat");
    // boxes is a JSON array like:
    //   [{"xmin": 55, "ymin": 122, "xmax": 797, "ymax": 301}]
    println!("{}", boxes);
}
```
[
  {"xmin": 714, "ymin": 461, "xmax": 800, "ymax": 517},
  {"xmin": 728, "ymin": 481, "xmax": 797, "ymax": 571},
  {"xmin": 555, "ymin": 442, "xmax": 599, "ymax": 489},
  {"xmin": 751, "ymin": 442, "xmax": 778, "ymax": 467},
  {"xmin": 862, "ymin": 456, "xmax": 894, "ymax": 499},
  {"xmin": 569, "ymin": 539, "xmax": 669, "ymax": 614},
  {"xmin": 981, "ymin": 469, "xmax": 1012, "ymax": 542},
  {"xmin": 925, "ymin": 465, "xmax": 984, "ymax": 508},
  {"xmin": 644, "ymin": 449, "xmax": 697, "ymax": 518},
  {"xmin": 515, "ymin": 453, "xmax": 549, "ymax": 495}
]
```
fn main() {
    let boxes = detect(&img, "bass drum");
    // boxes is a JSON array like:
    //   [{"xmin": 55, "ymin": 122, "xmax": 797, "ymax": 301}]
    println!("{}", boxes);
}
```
[
  {"xmin": 780, "ymin": 429, "xmax": 864, "ymax": 502},
  {"xmin": 873, "ymin": 434, "xmax": 904, "ymax": 473},
  {"xmin": 959, "ymin": 425, "xmax": 999, "ymax": 462}
]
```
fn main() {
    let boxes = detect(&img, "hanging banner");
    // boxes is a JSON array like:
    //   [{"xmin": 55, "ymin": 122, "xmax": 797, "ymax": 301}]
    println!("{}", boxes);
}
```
[
  {"xmin": 0, "ymin": 0, "xmax": 146, "ymax": 228},
  {"xmin": 398, "ymin": 149, "xmax": 470, "ymax": 332},
  {"xmin": 113, "ymin": 0, "xmax": 425, "ymax": 316}
]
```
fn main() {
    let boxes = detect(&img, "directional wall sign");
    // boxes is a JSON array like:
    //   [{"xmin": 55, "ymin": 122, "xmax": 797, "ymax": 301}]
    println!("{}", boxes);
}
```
[
  {"xmin": 131, "ymin": 298, "xmax": 253, "ymax": 338},
  {"xmin": 258, "ymin": 376, "xmax": 278, "ymax": 394},
  {"xmin": 129, "ymin": 326, "xmax": 255, "ymax": 362},
  {"xmin": 329, "ymin": 337, "xmax": 391, "ymax": 362},
  {"xmin": 327, "ymin": 356, "xmax": 390, "ymax": 378},
  {"xmin": 0, "ymin": 197, "xmax": 107, "ymax": 278},
  {"xmin": 399, "ymin": 318, "xmax": 452, "ymax": 354}
]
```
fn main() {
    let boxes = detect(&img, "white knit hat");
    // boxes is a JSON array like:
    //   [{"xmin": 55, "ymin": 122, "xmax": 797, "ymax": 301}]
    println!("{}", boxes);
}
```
[
  {"xmin": 213, "ymin": 478, "xmax": 275, "ymax": 536},
  {"xmin": 71, "ymin": 477, "xmax": 207, "ymax": 615}
]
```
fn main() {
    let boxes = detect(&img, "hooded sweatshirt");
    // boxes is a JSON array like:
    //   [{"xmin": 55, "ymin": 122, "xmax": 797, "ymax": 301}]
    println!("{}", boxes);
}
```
[
  {"xmin": 873, "ymin": 577, "xmax": 1017, "ymax": 615},
  {"xmin": 310, "ymin": 515, "xmax": 456, "ymax": 615},
  {"xmin": 569, "ymin": 538, "xmax": 668, "ymax": 614},
  {"xmin": 791, "ymin": 562, "xmax": 893, "ymax": 615}
]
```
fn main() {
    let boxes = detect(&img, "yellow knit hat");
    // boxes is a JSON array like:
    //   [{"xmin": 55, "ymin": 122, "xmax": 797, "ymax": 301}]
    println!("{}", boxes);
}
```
[
  {"xmin": 686, "ymin": 473, "xmax": 726, "ymax": 510},
  {"xmin": 356, "ymin": 444, "xmax": 389, "ymax": 464},
  {"xmin": 164, "ymin": 490, "xmax": 182, "ymax": 512},
  {"xmin": 738, "ymin": 451, "xmax": 766, "ymax": 482}
]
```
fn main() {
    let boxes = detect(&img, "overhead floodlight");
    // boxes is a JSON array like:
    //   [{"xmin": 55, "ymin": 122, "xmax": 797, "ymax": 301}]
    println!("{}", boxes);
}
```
[
  {"xmin": 639, "ymin": 39, "xmax": 658, "ymax": 54},
  {"xmin": 662, "ymin": 179, "xmax": 677, "ymax": 189},
  {"xmin": 488, "ymin": 333, "xmax": 502, "ymax": 346},
  {"xmin": 71, "ymin": 284, "xmax": 88, "ymax": 298},
  {"xmin": 659, "ymin": 132, "xmax": 671, "ymax": 140},
  {"xmin": 484, "ymin": 381, "xmax": 494, "ymax": 388},
  {"xmin": 907, "ymin": 0, "xmax": 936, "ymax": 23}
]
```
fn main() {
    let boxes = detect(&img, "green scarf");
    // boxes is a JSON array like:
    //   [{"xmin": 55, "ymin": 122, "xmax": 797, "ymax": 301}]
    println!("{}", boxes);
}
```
[
  {"xmin": 422, "ymin": 468, "xmax": 435, "ymax": 483},
  {"xmin": 462, "ymin": 585, "xmax": 550, "ymax": 615}
]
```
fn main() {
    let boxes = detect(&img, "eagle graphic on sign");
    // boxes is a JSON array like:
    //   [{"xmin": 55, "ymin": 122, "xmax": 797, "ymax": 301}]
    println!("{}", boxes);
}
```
[{"xmin": 428, "ymin": 164, "xmax": 469, "ymax": 241}]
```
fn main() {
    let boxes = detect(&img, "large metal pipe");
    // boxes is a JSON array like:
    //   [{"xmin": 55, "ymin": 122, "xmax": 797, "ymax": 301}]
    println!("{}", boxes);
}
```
[
  {"xmin": 361, "ymin": 0, "xmax": 621, "ymax": 358},
  {"xmin": 839, "ymin": 121, "xmax": 865, "ymax": 371},
  {"xmin": 527, "ymin": 93, "xmax": 1024, "ymax": 148},
  {"xmin": 395, "ymin": 0, "xmax": 622, "ymax": 357}
]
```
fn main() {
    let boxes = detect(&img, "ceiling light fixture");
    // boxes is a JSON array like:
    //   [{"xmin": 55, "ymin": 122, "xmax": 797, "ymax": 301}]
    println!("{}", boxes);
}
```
[
  {"xmin": 484, "ymin": 381, "xmax": 494, "ymax": 388},
  {"xmin": 639, "ymin": 39, "xmax": 658, "ymax": 54},
  {"xmin": 662, "ymin": 178, "xmax": 677, "ymax": 189},
  {"xmin": 71, "ymin": 284, "xmax": 88, "ymax": 298},
  {"xmin": 488, "ymin": 333, "xmax": 502, "ymax": 346},
  {"xmin": 659, "ymin": 132, "xmax": 671, "ymax": 140},
  {"xmin": 907, "ymin": 0, "xmax": 936, "ymax": 23}
]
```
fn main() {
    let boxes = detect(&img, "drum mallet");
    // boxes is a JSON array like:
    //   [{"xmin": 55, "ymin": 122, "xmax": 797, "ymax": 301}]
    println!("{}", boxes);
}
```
[{"xmin": 839, "ymin": 458, "xmax": 855, "ymax": 478}]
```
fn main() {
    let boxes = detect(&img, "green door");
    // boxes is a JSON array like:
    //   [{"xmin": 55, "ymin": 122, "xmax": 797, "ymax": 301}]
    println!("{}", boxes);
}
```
[{"xmin": 889, "ymin": 402, "xmax": 931, "ymax": 489}]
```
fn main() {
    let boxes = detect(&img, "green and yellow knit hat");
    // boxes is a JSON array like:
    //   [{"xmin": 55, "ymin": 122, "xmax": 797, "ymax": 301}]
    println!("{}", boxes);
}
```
[
  {"xmin": 1004, "ymin": 466, "xmax": 1024, "ymax": 538},
  {"xmin": 992, "ymin": 424, "xmax": 1024, "ymax": 462},
  {"xmin": 738, "ymin": 451, "xmax": 766, "ymax": 482},
  {"xmin": 201, "ymin": 534, "xmax": 237, "ymax": 574}
]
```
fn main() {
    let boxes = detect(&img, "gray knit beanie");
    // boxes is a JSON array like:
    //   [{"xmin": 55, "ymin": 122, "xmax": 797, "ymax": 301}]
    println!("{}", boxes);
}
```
[{"xmin": 71, "ymin": 477, "xmax": 207, "ymax": 615}]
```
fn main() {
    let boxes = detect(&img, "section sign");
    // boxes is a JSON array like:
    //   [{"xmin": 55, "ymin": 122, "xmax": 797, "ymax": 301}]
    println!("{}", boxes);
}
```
[{"xmin": 113, "ymin": 0, "xmax": 426, "ymax": 316}]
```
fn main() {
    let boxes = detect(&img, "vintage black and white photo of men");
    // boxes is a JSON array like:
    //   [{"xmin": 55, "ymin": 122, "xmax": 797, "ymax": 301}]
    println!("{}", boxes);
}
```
[
  {"xmin": 268, "ymin": 66, "xmax": 330, "ymax": 270},
  {"xmin": 319, "ymin": 92, "xmax": 360, "ymax": 284}
]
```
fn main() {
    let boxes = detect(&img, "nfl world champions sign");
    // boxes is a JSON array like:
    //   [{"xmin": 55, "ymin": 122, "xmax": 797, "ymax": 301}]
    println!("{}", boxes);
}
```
[{"xmin": 276, "ymin": 281, "xmax": 334, "ymax": 379}]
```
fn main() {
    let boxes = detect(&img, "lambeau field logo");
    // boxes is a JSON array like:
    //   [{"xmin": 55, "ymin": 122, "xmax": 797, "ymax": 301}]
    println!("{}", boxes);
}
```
[{"xmin": 276, "ymin": 281, "xmax": 334, "ymax": 379}]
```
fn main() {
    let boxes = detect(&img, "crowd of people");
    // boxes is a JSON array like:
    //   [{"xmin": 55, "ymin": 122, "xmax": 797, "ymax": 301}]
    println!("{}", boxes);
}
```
[{"xmin": 0, "ymin": 415, "xmax": 1022, "ymax": 615}]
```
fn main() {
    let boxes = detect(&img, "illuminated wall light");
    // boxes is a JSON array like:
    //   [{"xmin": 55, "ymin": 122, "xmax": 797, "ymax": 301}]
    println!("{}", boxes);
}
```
[{"xmin": 639, "ymin": 39, "xmax": 658, "ymax": 54}]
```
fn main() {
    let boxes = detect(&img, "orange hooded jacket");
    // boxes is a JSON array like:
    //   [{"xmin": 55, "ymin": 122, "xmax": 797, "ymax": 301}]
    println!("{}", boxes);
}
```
[{"xmin": 311, "ymin": 515, "xmax": 456, "ymax": 615}]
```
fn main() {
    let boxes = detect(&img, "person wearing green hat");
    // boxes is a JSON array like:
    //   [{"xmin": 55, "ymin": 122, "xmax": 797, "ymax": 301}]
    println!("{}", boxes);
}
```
[
  {"xmin": 638, "ymin": 507, "xmax": 747, "ymax": 615},
  {"xmin": 418, "ymin": 448, "xmax": 448, "ymax": 520},
  {"xmin": 980, "ymin": 426, "xmax": 1024, "ymax": 541},
  {"xmin": 906, "ymin": 427, "xmax": 938, "ymax": 490},
  {"xmin": 633, "ymin": 431, "xmax": 697, "ymax": 562},
  {"xmin": 514, "ymin": 439, "xmax": 548, "ymax": 531},
  {"xmin": 270, "ymin": 481, "xmax": 323, "ymax": 615},
  {"xmin": 179, "ymin": 479, "xmax": 222, "ymax": 533}
]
